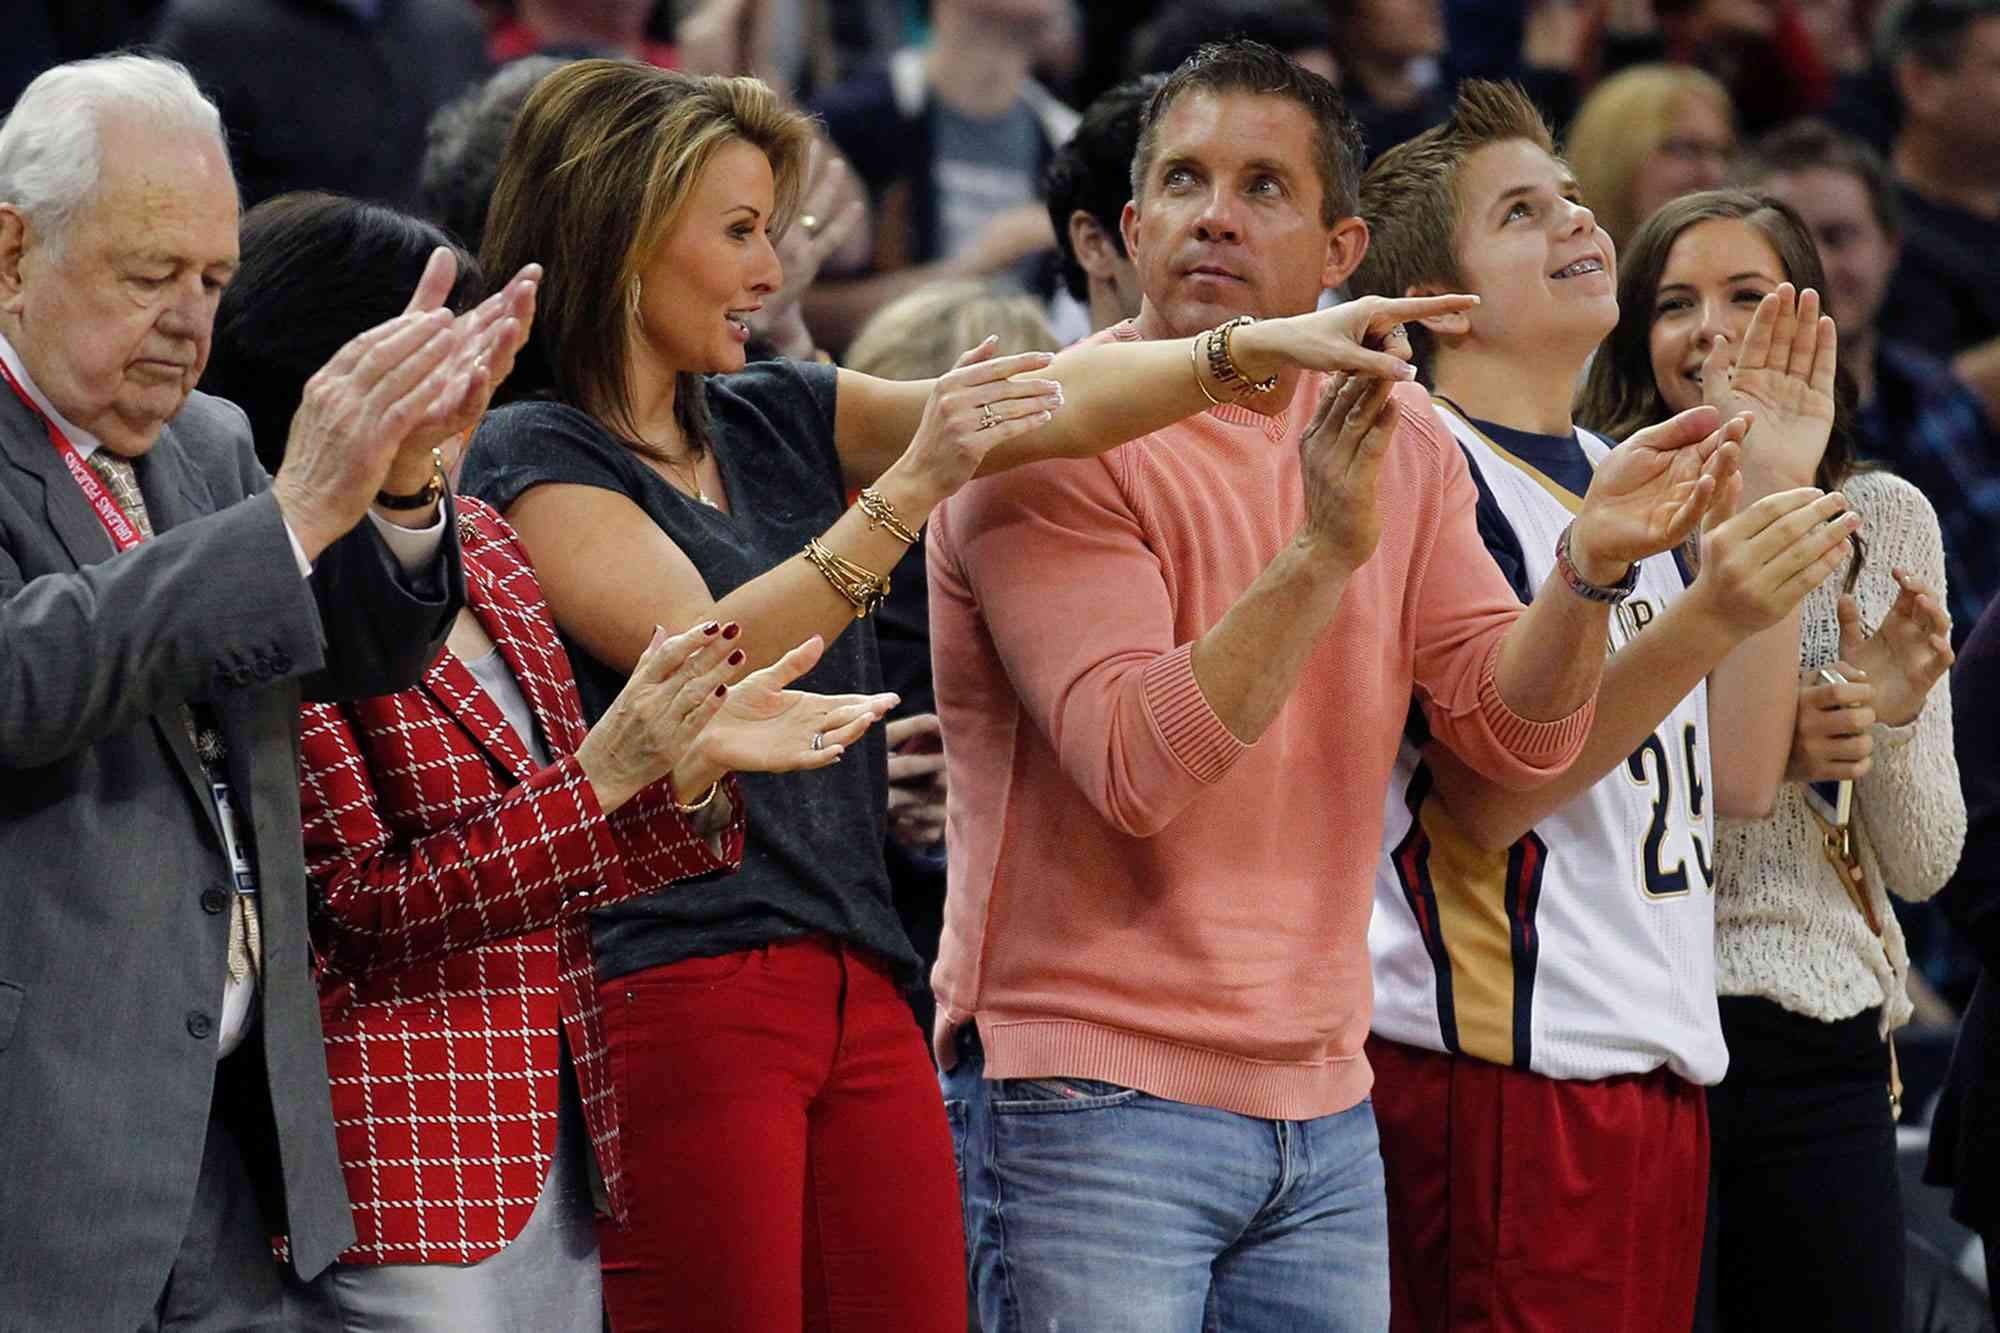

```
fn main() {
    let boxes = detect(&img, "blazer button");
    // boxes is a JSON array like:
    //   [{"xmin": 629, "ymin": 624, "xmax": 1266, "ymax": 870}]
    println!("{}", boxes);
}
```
[
  {"xmin": 200, "ymin": 887, "xmax": 228, "ymax": 914},
  {"xmin": 186, "ymin": 1010, "xmax": 214, "ymax": 1040}
]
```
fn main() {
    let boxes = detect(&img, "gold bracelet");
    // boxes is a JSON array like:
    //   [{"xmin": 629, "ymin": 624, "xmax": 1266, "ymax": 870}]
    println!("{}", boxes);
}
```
[
  {"xmin": 804, "ymin": 537, "xmax": 891, "ymax": 618},
  {"xmin": 1205, "ymin": 315, "xmax": 1280, "ymax": 398},
  {"xmin": 1190, "ymin": 334, "xmax": 1228, "ymax": 407},
  {"xmin": 674, "ymin": 779, "xmax": 722, "ymax": 815},
  {"xmin": 856, "ymin": 486, "xmax": 920, "ymax": 544}
]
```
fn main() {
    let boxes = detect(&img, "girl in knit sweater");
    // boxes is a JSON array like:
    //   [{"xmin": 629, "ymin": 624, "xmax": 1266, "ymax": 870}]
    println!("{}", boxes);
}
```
[{"xmin": 1579, "ymin": 189, "xmax": 1963, "ymax": 1333}]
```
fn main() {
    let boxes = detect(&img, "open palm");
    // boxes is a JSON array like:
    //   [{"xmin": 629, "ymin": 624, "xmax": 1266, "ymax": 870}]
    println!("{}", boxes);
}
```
[
  {"xmin": 694, "ymin": 635, "xmax": 898, "ymax": 774},
  {"xmin": 1702, "ymin": 283, "xmax": 1836, "ymax": 489},
  {"xmin": 1576, "ymin": 406, "xmax": 1745, "ymax": 569}
]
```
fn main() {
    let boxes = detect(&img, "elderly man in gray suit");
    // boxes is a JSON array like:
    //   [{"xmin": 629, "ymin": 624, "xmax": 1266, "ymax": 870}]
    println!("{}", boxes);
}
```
[{"xmin": 0, "ymin": 55, "xmax": 539, "ymax": 1332}]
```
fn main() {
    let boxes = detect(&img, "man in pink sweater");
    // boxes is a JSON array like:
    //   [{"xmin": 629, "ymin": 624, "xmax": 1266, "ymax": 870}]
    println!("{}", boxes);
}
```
[{"xmin": 928, "ymin": 40, "xmax": 1739, "ymax": 1332}]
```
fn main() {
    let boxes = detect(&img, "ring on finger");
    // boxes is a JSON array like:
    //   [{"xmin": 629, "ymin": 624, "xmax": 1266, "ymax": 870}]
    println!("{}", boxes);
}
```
[
  {"xmin": 810, "ymin": 732, "xmax": 825, "ymax": 751},
  {"xmin": 977, "ymin": 403, "xmax": 1000, "ymax": 431}
]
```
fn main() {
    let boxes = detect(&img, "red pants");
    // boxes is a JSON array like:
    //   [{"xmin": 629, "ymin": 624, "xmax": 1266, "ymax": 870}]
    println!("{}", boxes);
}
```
[
  {"xmin": 1367, "ymin": 1036, "xmax": 1709, "ymax": 1333},
  {"xmin": 596, "ymin": 937, "xmax": 967, "ymax": 1332}
]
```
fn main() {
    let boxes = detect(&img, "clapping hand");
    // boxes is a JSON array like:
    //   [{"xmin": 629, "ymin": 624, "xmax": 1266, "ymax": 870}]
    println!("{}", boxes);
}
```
[
  {"xmin": 1297, "ymin": 371, "xmax": 1401, "ymax": 574},
  {"xmin": 1835, "ymin": 570, "xmax": 1954, "ymax": 727},
  {"xmin": 1569, "ymin": 406, "xmax": 1745, "ymax": 584},
  {"xmin": 1689, "ymin": 481, "xmax": 1862, "ymax": 636},
  {"xmin": 1701, "ymin": 283, "xmax": 1836, "ymax": 492},
  {"xmin": 575, "ymin": 620, "xmax": 742, "ymax": 815},
  {"xmin": 378, "ymin": 249, "xmax": 541, "ymax": 493},
  {"xmin": 685, "ymin": 634, "xmax": 898, "ymax": 780}
]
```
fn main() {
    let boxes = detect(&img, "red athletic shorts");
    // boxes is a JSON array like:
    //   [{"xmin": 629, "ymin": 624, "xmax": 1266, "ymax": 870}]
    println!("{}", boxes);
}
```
[{"xmin": 1367, "ymin": 1035, "xmax": 1709, "ymax": 1333}]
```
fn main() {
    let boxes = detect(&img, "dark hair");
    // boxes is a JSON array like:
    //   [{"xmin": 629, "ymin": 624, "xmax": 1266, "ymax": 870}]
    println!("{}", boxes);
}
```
[
  {"xmin": 1351, "ymin": 79, "xmax": 1556, "ymax": 383},
  {"xmin": 1574, "ymin": 189, "xmax": 1867, "ymax": 581},
  {"xmin": 1880, "ymin": 0, "xmax": 2000, "ymax": 72},
  {"xmin": 203, "ymin": 193, "xmax": 482, "ymax": 475},
  {"xmin": 481, "ymin": 60, "xmax": 813, "ymax": 458},
  {"xmin": 1126, "ymin": 0, "xmax": 1336, "ymax": 80},
  {"xmin": 1043, "ymin": 75, "xmax": 1161, "ymax": 302},
  {"xmin": 1131, "ymin": 39, "xmax": 1363, "ymax": 227},
  {"xmin": 1731, "ymin": 119, "xmax": 1903, "ymax": 237},
  {"xmin": 417, "ymin": 55, "xmax": 570, "ymax": 251}
]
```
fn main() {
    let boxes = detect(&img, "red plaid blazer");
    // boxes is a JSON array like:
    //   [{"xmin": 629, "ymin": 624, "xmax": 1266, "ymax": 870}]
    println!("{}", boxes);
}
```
[{"xmin": 296, "ymin": 498, "xmax": 743, "ymax": 1265}]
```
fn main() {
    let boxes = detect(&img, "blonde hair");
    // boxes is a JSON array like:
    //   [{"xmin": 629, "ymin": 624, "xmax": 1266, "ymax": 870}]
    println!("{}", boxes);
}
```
[
  {"xmin": 482, "ymin": 59, "xmax": 815, "ymax": 452},
  {"xmin": 1566, "ymin": 64, "xmax": 1734, "ymax": 249},
  {"xmin": 843, "ymin": 281, "xmax": 1061, "ymax": 381}
]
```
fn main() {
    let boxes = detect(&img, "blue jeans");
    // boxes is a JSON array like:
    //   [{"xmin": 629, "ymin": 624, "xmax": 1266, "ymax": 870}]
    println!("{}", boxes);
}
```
[{"xmin": 941, "ymin": 1027, "xmax": 1390, "ymax": 1333}]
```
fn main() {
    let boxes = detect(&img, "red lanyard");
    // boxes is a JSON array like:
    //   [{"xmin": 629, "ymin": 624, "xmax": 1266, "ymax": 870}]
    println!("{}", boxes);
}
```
[{"xmin": 0, "ymin": 354, "xmax": 144, "ymax": 553}]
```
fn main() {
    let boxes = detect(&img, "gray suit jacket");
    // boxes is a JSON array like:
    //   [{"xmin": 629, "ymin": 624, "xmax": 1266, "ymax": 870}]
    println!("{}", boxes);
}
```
[{"xmin": 0, "ymin": 386, "xmax": 461, "ymax": 1331}]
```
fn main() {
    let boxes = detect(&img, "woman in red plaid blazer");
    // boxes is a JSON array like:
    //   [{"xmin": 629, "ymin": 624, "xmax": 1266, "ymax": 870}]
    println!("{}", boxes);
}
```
[{"xmin": 202, "ymin": 194, "xmax": 895, "ymax": 1331}]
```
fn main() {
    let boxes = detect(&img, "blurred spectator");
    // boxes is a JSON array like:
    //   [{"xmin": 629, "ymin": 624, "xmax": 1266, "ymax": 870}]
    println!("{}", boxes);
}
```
[
  {"xmin": 1126, "ymin": 0, "xmax": 1340, "ymax": 85},
  {"xmin": 1043, "ymin": 74, "xmax": 1160, "ymax": 335},
  {"xmin": 1567, "ymin": 63, "xmax": 1735, "ymax": 249},
  {"xmin": 418, "ymin": 55, "xmax": 568, "ymax": 249},
  {"xmin": 1925, "ymin": 593, "xmax": 2000, "ymax": 1327},
  {"xmin": 1625, "ymin": 0, "xmax": 1836, "ymax": 131},
  {"xmin": 1737, "ymin": 119, "xmax": 1999, "ymax": 646},
  {"xmin": 152, "ymin": 0, "xmax": 488, "ymax": 209},
  {"xmin": 805, "ymin": 0, "xmax": 1078, "ymax": 352},
  {"xmin": 489, "ymin": 0, "xmax": 672, "ymax": 65},
  {"xmin": 1878, "ymin": 0, "xmax": 2000, "ymax": 424},
  {"xmin": 1439, "ymin": 0, "xmax": 1598, "ymax": 130},
  {"xmin": 1330, "ymin": 0, "xmax": 1453, "ymax": 156},
  {"xmin": 842, "ymin": 278, "xmax": 1060, "ymax": 1036},
  {"xmin": 3, "ymin": 1, "xmax": 167, "ymax": 111}
]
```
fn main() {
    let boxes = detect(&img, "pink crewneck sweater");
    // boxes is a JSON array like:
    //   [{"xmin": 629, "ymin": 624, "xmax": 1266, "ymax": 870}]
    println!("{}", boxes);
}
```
[{"xmin": 926, "ymin": 326, "xmax": 1594, "ymax": 1120}]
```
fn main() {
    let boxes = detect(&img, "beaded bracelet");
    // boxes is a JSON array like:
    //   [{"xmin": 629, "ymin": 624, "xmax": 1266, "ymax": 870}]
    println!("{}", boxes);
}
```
[{"xmin": 674, "ymin": 780, "xmax": 722, "ymax": 816}]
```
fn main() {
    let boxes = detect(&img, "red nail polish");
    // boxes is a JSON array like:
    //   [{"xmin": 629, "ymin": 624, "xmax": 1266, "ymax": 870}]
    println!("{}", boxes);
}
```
[
  {"xmin": 703, "ymin": 622, "xmax": 720, "ymax": 635},
  {"xmin": 721, "ymin": 623, "xmax": 741, "ymax": 640},
  {"xmin": 714, "ymin": 683, "xmax": 728, "ymax": 698},
  {"xmin": 727, "ymin": 649, "xmax": 745, "ymax": 666}
]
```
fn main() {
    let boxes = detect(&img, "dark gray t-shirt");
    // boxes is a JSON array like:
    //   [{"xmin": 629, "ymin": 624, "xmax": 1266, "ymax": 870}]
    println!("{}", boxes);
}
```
[
  {"xmin": 933, "ymin": 98, "xmax": 1043, "ymax": 265},
  {"xmin": 462, "ymin": 359, "xmax": 919, "ymax": 985}
]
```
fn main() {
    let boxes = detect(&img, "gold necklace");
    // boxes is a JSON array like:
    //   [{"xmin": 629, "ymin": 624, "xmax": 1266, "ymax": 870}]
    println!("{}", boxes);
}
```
[{"xmin": 658, "ymin": 450, "xmax": 719, "ymax": 509}]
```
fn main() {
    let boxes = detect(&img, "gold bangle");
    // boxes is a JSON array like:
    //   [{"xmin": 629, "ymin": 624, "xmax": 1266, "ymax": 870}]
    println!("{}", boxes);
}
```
[
  {"xmin": 1207, "ymin": 315, "xmax": 1280, "ymax": 397},
  {"xmin": 1190, "ymin": 334, "xmax": 1228, "ymax": 407},
  {"xmin": 804, "ymin": 537, "xmax": 891, "ymax": 618},
  {"xmin": 856, "ymin": 487, "xmax": 919, "ymax": 544},
  {"xmin": 674, "ymin": 779, "xmax": 722, "ymax": 815}
]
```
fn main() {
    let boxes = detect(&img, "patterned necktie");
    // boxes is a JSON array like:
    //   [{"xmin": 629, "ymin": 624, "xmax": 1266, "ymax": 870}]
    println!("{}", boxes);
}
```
[{"xmin": 86, "ymin": 450, "xmax": 263, "ymax": 986}]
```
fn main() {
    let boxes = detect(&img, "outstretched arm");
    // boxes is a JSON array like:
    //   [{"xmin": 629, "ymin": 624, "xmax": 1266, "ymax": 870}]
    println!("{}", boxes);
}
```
[{"xmin": 1429, "ymin": 484, "xmax": 1861, "ymax": 849}]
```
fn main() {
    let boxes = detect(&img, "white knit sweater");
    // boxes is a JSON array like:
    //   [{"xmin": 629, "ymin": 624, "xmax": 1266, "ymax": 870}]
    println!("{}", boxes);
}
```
[{"xmin": 1713, "ymin": 469, "xmax": 1966, "ymax": 1035}]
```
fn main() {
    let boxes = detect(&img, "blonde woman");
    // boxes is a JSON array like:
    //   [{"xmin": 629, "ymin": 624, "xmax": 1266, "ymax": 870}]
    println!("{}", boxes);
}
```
[
  {"xmin": 461, "ymin": 59, "xmax": 1470, "ymax": 1330},
  {"xmin": 1567, "ymin": 64, "xmax": 1736, "ymax": 250}
]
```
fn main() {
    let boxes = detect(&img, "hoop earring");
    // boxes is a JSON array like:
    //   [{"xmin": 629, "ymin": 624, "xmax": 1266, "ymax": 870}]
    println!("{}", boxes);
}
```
[{"xmin": 628, "ymin": 277, "xmax": 642, "ymax": 322}]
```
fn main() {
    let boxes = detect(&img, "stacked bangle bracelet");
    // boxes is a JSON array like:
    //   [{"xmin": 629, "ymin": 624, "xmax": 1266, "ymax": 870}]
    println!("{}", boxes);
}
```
[
  {"xmin": 856, "ymin": 486, "xmax": 919, "ymax": 544},
  {"xmin": 804, "ymin": 537, "xmax": 890, "ymax": 618},
  {"xmin": 1190, "ymin": 315, "xmax": 1279, "ymax": 403}
]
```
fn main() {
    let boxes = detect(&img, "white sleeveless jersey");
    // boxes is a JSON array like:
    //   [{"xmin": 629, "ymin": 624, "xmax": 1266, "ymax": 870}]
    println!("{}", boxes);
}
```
[{"xmin": 1367, "ymin": 401, "xmax": 1728, "ymax": 1085}]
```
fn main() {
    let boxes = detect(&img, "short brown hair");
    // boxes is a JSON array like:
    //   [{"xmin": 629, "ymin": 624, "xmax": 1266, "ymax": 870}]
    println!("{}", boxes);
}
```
[
  {"xmin": 481, "ymin": 59, "xmax": 814, "ymax": 453},
  {"xmin": 1731, "ymin": 118, "xmax": 1902, "ymax": 238},
  {"xmin": 1130, "ymin": 39, "xmax": 1362, "ymax": 227},
  {"xmin": 1349, "ymin": 79, "xmax": 1554, "ymax": 381}
]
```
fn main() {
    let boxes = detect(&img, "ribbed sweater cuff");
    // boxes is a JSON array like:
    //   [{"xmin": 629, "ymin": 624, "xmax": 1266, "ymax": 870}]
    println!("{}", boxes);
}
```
[
  {"xmin": 1474, "ymin": 638, "xmax": 1594, "ymax": 770},
  {"xmin": 1142, "ymin": 641, "xmax": 1247, "ymax": 784}
]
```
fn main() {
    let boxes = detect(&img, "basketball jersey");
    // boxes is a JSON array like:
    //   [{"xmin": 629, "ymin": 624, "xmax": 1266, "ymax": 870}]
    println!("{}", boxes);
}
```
[{"xmin": 1367, "ymin": 400, "xmax": 1728, "ymax": 1085}]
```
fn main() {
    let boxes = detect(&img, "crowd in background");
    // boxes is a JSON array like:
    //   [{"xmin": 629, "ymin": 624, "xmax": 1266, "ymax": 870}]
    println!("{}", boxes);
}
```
[{"xmin": 3, "ymin": 1, "xmax": 2000, "ymax": 1330}]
